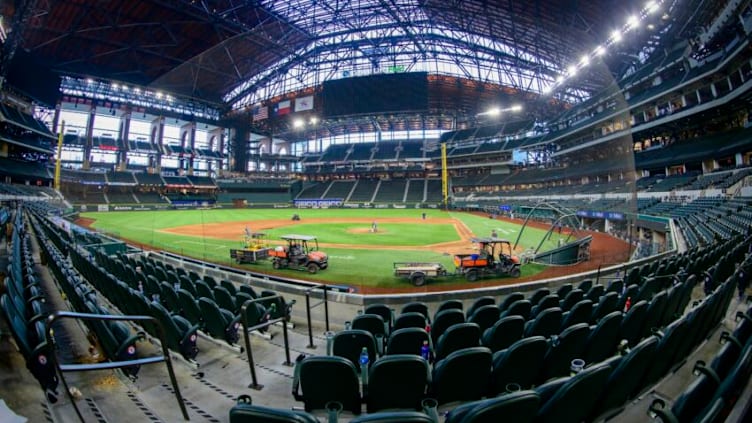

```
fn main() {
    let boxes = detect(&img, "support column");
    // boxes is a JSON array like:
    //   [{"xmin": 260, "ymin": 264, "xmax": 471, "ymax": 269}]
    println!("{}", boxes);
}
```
[
  {"xmin": 150, "ymin": 116, "xmax": 164, "ymax": 174},
  {"xmin": 82, "ymin": 105, "xmax": 96, "ymax": 170},
  {"xmin": 118, "ymin": 109, "xmax": 131, "ymax": 171},
  {"xmin": 180, "ymin": 122, "xmax": 196, "ymax": 176}
]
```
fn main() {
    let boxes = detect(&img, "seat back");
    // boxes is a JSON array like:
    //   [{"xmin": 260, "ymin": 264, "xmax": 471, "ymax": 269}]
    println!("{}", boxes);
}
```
[
  {"xmin": 432, "ymin": 347, "xmax": 492, "ymax": 405},
  {"xmin": 585, "ymin": 285, "xmax": 605, "ymax": 303},
  {"xmin": 561, "ymin": 299, "xmax": 593, "ymax": 330},
  {"xmin": 559, "ymin": 289, "xmax": 584, "ymax": 312},
  {"xmin": 445, "ymin": 390, "xmax": 540, "ymax": 423},
  {"xmin": 541, "ymin": 323, "xmax": 590, "ymax": 381},
  {"xmin": 466, "ymin": 296, "xmax": 494, "ymax": 318},
  {"xmin": 589, "ymin": 336, "xmax": 658, "ymax": 420},
  {"xmin": 468, "ymin": 304, "xmax": 500, "ymax": 332},
  {"xmin": 401, "ymin": 302, "xmax": 429, "ymax": 321},
  {"xmin": 177, "ymin": 289, "xmax": 203, "ymax": 326},
  {"xmin": 229, "ymin": 399, "xmax": 321, "ymax": 422},
  {"xmin": 584, "ymin": 311, "xmax": 623, "ymax": 364},
  {"xmin": 536, "ymin": 361, "xmax": 612, "ymax": 423},
  {"xmin": 435, "ymin": 323, "xmax": 481, "ymax": 360},
  {"xmin": 498, "ymin": 292, "xmax": 524, "ymax": 313},
  {"xmin": 386, "ymin": 327, "xmax": 430, "ymax": 356},
  {"xmin": 394, "ymin": 312, "xmax": 427, "ymax": 331},
  {"xmin": 297, "ymin": 355, "xmax": 361, "ymax": 414},
  {"xmin": 435, "ymin": 299, "xmax": 463, "ymax": 318},
  {"xmin": 481, "ymin": 315, "xmax": 525, "ymax": 353},
  {"xmin": 364, "ymin": 304, "xmax": 394, "ymax": 333},
  {"xmin": 213, "ymin": 285, "xmax": 237, "ymax": 313},
  {"xmin": 430, "ymin": 308, "xmax": 465, "ymax": 344},
  {"xmin": 620, "ymin": 300, "xmax": 649, "ymax": 346},
  {"xmin": 198, "ymin": 297, "xmax": 239, "ymax": 344},
  {"xmin": 529, "ymin": 288, "xmax": 550, "ymax": 306},
  {"xmin": 367, "ymin": 355, "xmax": 429, "ymax": 412},
  {"xmin": 349, "ymin": 411, "xmax": 435, "ymax": 423},
  {"xmin": 591, "ymin": 291, "xmax": 619, "ymax": 322},
  {"xmin": 501, "ymin": 299, "xmax": 532, "ymax": 321},
  {"xmin": 490, "ymin": 336, "xmax": 548, "ymax": 393},
  {"xmin": 531, "ymin": 295, "xmax": 560, "ymax": 318},
  {"xmin": 352, "ymin": 314, "xmax": 387, "ymax": 341},
  {"xmin": 524, "ymin": 307, "xmax": 562, "ymax": 338},
  {"xmin": 332, "ymin": 329, "xmax": 378, "ymax": 371}
]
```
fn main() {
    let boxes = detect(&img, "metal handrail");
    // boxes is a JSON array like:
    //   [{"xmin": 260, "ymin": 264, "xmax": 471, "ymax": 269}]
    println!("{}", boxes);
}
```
[
  {"xmin": 240, "ymin": 295, "xmax": 293, "ymax": 390},
  {"xmin": 304, "ymin": 284, "xmax": 331, "ymax": 349},
  {"xmin": 45, "ymin": 311, "xmax": 189, "ymax": 422}
]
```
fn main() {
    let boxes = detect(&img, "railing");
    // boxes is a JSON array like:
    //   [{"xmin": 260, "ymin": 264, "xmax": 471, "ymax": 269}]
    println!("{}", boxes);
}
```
[
  {"xmin": 304, "ymin": 284, "xmax": 331, "ymax": 349},
  {"xmin": 240, "ymin": 295, "xmax": 293, "ymax": 390},
  {"xmin": 46, "ymin": 311, "xmax": 189, "ymax": 422}
]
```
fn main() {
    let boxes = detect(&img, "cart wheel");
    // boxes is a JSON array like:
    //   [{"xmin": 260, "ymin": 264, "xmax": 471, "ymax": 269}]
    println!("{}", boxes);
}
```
[
  {"xmin": 411, "ymin": 273, "xmax": 426, "ymax": 287},
  {"xmin": 272, "ymin": 260, "xmax": 281, "ymax": 269},
  {"xmin": 466, "ymin": 269, "xmax": 479, "ymax": 282},
  {"xmin": 510, "ymin": 267, "xmax": 521, "ymax": 278},
  {"xmin": 307, "ymin": 263, "xmax": 319, "ymax": 274}
]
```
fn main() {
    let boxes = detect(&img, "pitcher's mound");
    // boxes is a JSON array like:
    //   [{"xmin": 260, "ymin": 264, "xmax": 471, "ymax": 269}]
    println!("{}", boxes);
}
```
[{"xmin": 348, "ymin": 227, "xmax": 387, "ymax": 234}]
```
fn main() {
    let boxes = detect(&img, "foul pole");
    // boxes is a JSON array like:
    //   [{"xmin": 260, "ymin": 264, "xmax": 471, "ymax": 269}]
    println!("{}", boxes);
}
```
[
  {"xmin": 441, "ymin": 143, "xmax": 448, "ymax": 209},
  {"xmin": 54, "ymin": 121, "xmax": 65, "ymax": 191}
]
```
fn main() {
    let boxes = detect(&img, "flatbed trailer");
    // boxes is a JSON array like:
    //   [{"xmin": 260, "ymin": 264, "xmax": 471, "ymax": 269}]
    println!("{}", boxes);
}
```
[
  {"xmin": 230, "ymin": 247, "xmax": 270, "ymax": 264},
  {"xmin": 393, "ymin": 262, "xmax": 449, "ymax": 286}
]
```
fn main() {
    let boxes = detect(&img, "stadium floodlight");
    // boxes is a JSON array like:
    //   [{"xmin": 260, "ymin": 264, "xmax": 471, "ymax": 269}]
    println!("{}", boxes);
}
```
[
  {"xmin": 567, "ymin": 65, "xmax": 578, "ymax": 76},
  {"xmin": 611, "ymin": 30, "xmax": 622, "ymax": 42},
  {"xmin": 86, "ymin": 78, "xmax": 94, "ymax": 84},
  {"xmin": 594, "ymin": 46, "xmax": 606, "ymax": 56},
  {"xmin": 111, "ymin": 83, "xmax": 119, "ymax": 90},
  {"xmin": 542, "ymin": 85, "xmax": 553, "ymax": 94},
  {"xmin": 580, "ymin": 55, "xmax": 590, "ymax": 66},
  {"xmin": 646, "ymin": 1, "xmax": 659, "ymax": 14},
  {"xmin": 626, "ymin": 15, "xmax": 639, "ymax": 29},
  {"xmin": 134, "ymin": 87, "xmax": 141, "ymax": 94},
  {"xmin": 510, "ymin": 104, "xmax": 523, "ymax": 112},
  {"xmin": 156, "ymin": 92, "xmax": 164, "ymax": 99},
  {"xmin": 293, "ymin": 118, "xmax": 305, "ymax": 128},
  {"xmin": 309, "ymin": 116, "xmax": 319, "ymax": 124},
  {"xmin": 556, "ymin": 75, "xmax": 565, "ymax": 84}
]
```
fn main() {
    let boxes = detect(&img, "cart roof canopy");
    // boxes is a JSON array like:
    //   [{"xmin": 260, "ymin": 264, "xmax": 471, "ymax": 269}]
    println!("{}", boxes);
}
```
[{"xmin": 280, "ymin": 234, "xmax": 318, "ymax": 241}]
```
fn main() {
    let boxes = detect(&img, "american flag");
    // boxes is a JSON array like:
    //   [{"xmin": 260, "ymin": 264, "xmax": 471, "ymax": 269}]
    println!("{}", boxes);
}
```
[{"xmin": 252, "ymin": 104, "xmax": 268, "ymax": 121}]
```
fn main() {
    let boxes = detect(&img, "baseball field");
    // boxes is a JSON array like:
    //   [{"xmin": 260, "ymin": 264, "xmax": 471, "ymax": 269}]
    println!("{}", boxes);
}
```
[{"xmin": 77, "ymin": 208, "xmax": 630, "ymax": 293}]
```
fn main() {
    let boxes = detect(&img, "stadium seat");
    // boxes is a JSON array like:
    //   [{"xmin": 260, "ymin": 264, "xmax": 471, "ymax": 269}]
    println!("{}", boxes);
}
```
[
  {"xmin": 489, "ymin": 336, "xmax": 548, "ymax": 393},
  {"xmin": 401, "ymin": 302, "xmax": 430, "ymax": 322},
  {"xmin": 332, "ymin": 329, "xmax": 378, "ymax": 372},
  {"xmin": 467, "ymin": 304, "xmax": 500, "ymax": 332},
  {"xmin": 639, "ymin": 290, "xmax": 668, "ymax": 340},
  {"xmin": 577, "ymin": 279, "xmax": 593, "ymax": 292},
  {"xmin": 148, "ymin": 301, "xmax": 199, "ymax": 360},
  {"xmin": 159, "ymin": 282, "xmax": 181, "ymax": 312},
  {"xmin": 349, "ymin": 411, "xmax": 435, "ymax": 423},
  {"xmin": 434, "ymin": 322, "xmax": 481, "ymax": 361},
  {"xmin": 590, "ymin": 291, "xmax": 619, "ymax": 322},
  {"xmin": 364, "ymin": 303, "xmax": 394, "ymax": 334},
  {"xmin": 213, "ymin": 285, "xmax": 238, "ymax": 313},
  {"xmin": 431, "ymin": 346, "xmax": 492, "ymax": 405},
  {"xmin": 195, "ymin": 280, "xmax": 215, "ymax": 301},
  {"xmin": 366, "ymin": 354, "xmax": 428, "ymax": 412},
  {"xmin": 385, "ymin": 327, "xmax": 430, "ymax": 356},
  {"xmin": 497, "ymin": 292, "xmax": 523, "ymax": 313},
  {"xmin": 198, "ymin": 297, "xmax": 241, "ymax": 344},
  {"xmin": 229, "ymin": 396, "xmax": 319, "ymax": 423},
  {"xmin": 559, "ymin": 289, "xmax": 584, "ymax": 312},
  {"xmin": 445, "ymin": 390, "xmax": 540, "ymax": 423},
  {"xmin": 560, "ymin": 299, "xmax": 593, "ymax": 329},
  {"xmin": 590, "ymin": 335, "xmax": 659, "ymax": 420},
  {"xmin": 640, "ymin": 318, "xmax": 690, "ymax": 390},
  {"xmin": 465, "ymin": 296, "xmax": 494, "ymax": 318},
  {"xmin": 535, "ymin": 361, "xmax": 612, "ymax": 423},
  {"xmin": 393, "ymin": 312, "xmax": 427, "ymax": 331},
  {"xmin": 481, "ymin": 315, "xmax": 524, "ymax": 352},
  {"xmin": 500, "ymin": 299, "xmax": 532, "ymax": 321},
  {"xmin": 583, "ymin": 311, "xmax": 623, "ymax": 364},
  {"xmin": 352, "ymin": 314, "xmax": 388, "ymax": 352},
  {"xmin": 430, "ymin": 308, "xmax": 465, "ymax": 344},
  {"xmin": 293, "ymin": 355, "xmax": 361, "ymax": 414},
  {"xmin": 584, "ymin": 284, "xmax": 605, "ymax": 304},
  {"xmin": 620, "ymin": 300, "xmax": 649, "ymax": 346},
  {"xmin": 524, "ymin": 307, "xmax": 562, "ymax": 338},
  {"xmin": 529, "ymin": 288, "xmax": 550, "ymax": 306},
  {"xmin": 220, "ymin": 280, "xmax": 237, "ymax": 295},
  {"xmin": 530, "ymin": 294, "xmax": 560, "ymax": 318},
  {"xmin": 177, "ymin": 289, "xmax": 203, "ymax": 326},
  {"xmin": 541, "ymin": 323, "xmax": 590, "ymax": 381},
  {"xmin": 555, "ymin": 283, "xmax": 573, "ymax": 299},
  {"xmin": 435, "ymin": 299, "xmax": 463, "ymax": 318}
]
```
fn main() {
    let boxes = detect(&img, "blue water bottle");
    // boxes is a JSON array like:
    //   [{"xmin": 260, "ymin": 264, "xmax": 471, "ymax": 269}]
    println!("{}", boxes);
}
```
[
  {"xmin": 420, "ymin": 340, "xmax": 430, "ymax": 361},
  {"xmin": 359, "ymin": 347, "xmax": 369, "ymax": 385}
]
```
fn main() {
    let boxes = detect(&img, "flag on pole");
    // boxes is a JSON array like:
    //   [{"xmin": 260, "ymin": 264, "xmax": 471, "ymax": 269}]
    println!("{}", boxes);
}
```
[
  {"xmin": 294, "ymin": 95, "xmax": 314, "ymax": 112},
  {"xmin": 252, "ymin": 104, "xmax": 268, "ymax": 121},
  {"xmin": 274, "ymin": 100, "xmax": 291, "ymax": 116}
]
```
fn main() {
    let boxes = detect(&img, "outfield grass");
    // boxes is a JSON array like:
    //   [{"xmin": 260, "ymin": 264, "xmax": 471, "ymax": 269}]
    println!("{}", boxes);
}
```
[{"xmin": 81, "ymin": 208, "xmax": 564, "ymax": 288}]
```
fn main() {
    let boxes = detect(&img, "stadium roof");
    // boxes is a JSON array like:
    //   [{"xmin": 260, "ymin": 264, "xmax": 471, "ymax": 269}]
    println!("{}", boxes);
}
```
[{"xmin": 11, "ymin": 0, "xmax": 679, "ymax": 107}]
